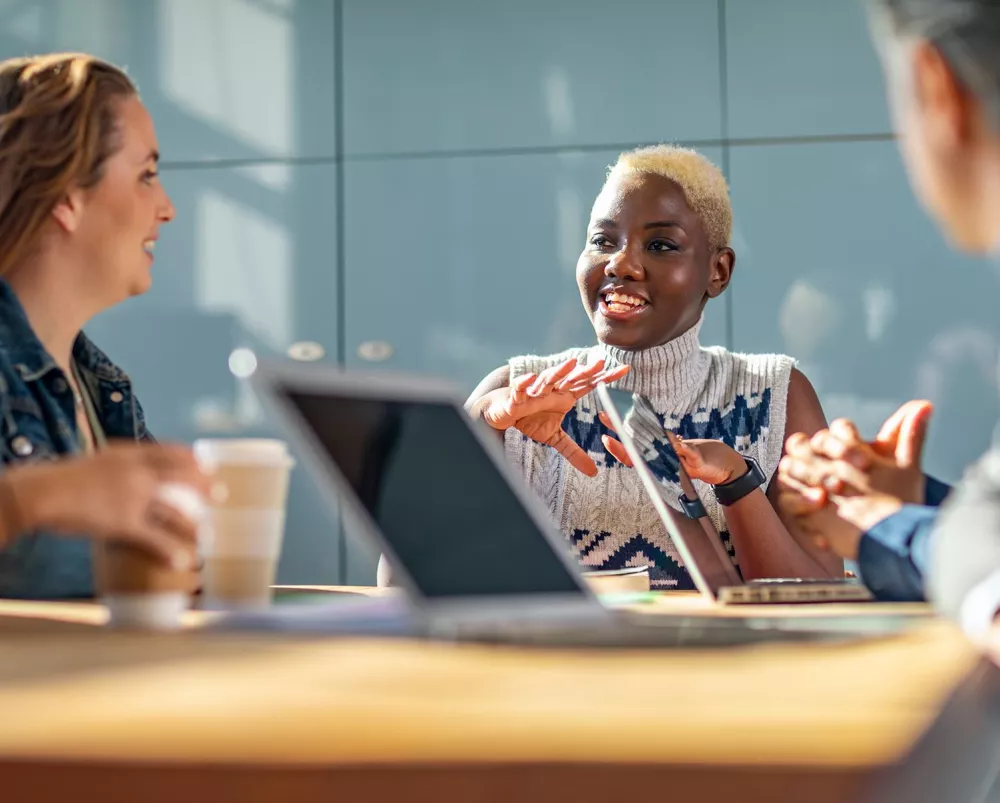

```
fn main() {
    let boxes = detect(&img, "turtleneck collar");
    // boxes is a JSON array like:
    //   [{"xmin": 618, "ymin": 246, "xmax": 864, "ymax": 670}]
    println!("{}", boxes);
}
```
[{"xmin": 595, "ymin": 316, "xmax": 711, "ymax": 408}]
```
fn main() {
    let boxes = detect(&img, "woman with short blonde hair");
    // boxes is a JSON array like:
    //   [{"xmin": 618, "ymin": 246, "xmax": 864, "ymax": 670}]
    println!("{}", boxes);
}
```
[{"xmin": 459, "ymin": 144, "xmax": 843, "ymax": 589}]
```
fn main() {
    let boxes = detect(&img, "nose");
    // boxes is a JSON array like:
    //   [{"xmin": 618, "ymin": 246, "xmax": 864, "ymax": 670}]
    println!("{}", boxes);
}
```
[
  {"xmin": 604, "ymin": 246, "xmax": 644, "ymax": 281},
  {"xmin": 159, "ymin": 185, "xmax": 176, "ymax": 224}
]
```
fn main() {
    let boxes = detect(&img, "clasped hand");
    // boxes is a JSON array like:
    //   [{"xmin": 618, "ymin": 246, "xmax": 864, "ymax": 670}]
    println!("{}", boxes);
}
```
[{"xmin": 776, "ymin": 400, "xmax": 933, "ymax": 558}]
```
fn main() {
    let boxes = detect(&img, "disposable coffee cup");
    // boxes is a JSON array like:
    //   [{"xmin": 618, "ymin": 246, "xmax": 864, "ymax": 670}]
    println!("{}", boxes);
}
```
[
  {"xmin": 95, "ymin": 482, "xmax": 205, "ymax": 630},
  {"xmin": 193, "ymin": 439, "xmax": 294, "ymax": 611}
]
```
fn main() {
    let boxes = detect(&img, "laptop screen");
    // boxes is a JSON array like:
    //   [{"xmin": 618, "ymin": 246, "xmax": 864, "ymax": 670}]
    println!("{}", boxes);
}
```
[{"xmin": 280, "ymin": 387, "xmax": 584, "ymax": 599}]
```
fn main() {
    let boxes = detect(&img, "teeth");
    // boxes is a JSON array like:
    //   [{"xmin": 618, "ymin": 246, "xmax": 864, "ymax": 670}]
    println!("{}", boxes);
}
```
[
  {"xmin": 604, "ymin": 291, "xmax": 647, "ymax": 308},
  {"xmin": 143, "ymin": 240, "xmax": 156, "ymax": 252}
]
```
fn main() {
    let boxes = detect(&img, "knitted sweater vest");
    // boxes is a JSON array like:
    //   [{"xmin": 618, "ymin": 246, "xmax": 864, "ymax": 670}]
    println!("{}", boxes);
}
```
[{"xmin": 504, "ymin": 321, "xmax": 795, "ymax": 589}]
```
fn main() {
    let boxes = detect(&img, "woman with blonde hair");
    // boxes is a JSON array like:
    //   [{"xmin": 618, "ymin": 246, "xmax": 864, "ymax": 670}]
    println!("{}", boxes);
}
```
[
  {"xmin": 465, "ymin": 145, "xmax": 842, "ymax": 589},
  {"xmin": 0, "ymin": 53, "xmax": 188, "ymax": 598}
]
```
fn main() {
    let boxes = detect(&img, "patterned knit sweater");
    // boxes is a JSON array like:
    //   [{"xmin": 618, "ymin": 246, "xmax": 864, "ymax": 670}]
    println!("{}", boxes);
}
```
[{"xmin": 504, "ymin": 320, "xmax": 795, "ymax": 590}]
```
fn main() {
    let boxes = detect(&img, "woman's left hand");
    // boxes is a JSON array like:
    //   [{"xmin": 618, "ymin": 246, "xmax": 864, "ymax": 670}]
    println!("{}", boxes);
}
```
[
  {"xmin": 599, "ymin": 412, "xmax": 746, "ymax": 485},
  {"xmin": 667, "ymin": 434, "xmax": 748, "ymax": 486}
]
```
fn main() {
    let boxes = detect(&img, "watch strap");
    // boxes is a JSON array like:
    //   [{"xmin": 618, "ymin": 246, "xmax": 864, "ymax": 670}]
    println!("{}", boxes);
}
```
[
  {"xmin": 679, "ymin": 493, "xmax": 708, "ymax": 519},
  {"xmin": 713, "ymin": 457, "xmax": 766, "ymax": 507}
]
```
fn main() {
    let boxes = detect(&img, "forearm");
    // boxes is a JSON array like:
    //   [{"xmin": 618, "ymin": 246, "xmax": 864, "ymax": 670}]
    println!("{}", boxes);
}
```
[
  {"xmin": 724, "ymin": 489, "xmax": 836, "ymax": 580},
  {"xmin": 857, "ymin": 506, "xmax": 935, "ymax": 602},
  {"xmin": 0, "ymin": 469, "xmax": 48, "ymax": 549},
  {"xmin": 0, "ymin": 478, "xmax": 14, "ymax": 548}
]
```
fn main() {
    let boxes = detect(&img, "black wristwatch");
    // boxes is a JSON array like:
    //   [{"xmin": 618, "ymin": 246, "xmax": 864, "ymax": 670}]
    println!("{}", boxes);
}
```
[
  {"xmin": 679, "ymin": 493, "xmax": 707, "ymax": 519},
  {"xmin": 713, "ymin": 457, "xmax": 766, "ymax": 506}
]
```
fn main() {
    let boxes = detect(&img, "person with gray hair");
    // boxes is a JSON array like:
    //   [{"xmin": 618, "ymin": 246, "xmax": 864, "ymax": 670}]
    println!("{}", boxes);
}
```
[{"xmin": 778, "ymin": 0, "xmax": 1000, "ymax": 639}]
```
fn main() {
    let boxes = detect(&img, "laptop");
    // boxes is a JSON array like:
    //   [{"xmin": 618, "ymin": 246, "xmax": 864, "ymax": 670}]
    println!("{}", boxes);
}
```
[
  {"xmin": 241, "ymin": 360, "xmax": 906, "ymax": 646},
  {"xmin": 596, "ymin": 385, "xmax": 874, "ymax": 605}
]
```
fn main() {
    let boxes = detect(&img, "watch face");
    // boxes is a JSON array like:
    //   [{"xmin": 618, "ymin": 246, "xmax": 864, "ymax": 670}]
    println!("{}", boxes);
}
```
[{"xmin": 744, "ymin": 458, "xmax": 765, "ymax": 486}]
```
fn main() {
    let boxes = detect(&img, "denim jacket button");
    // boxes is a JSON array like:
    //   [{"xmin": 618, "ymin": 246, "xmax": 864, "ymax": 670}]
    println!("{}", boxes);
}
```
[
  {"xmin": 109, "ymin": 391, "xmax": 124, "ymax": 404},
  {"xmin": 10, "ymin": 436, "xmax": 33, "ymax": 457}
]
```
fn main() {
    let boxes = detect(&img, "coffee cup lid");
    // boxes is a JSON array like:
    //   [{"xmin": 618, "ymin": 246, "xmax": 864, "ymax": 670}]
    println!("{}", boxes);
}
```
[{"xmin": 193, "ymin": 438, "xmax": 294, "ymax": 467}]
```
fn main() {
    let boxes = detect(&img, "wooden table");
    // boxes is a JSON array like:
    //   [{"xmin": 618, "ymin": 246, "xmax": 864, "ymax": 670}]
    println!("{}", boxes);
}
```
[{"xmin": 0, "ymin": 590, "xmax": 980, "ymax": 803}]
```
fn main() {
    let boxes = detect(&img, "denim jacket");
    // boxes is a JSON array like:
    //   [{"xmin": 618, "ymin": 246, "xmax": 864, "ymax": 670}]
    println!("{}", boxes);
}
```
[{"xmin": 0, "ymin": 280, "xmax": 152, "ymax": 599}]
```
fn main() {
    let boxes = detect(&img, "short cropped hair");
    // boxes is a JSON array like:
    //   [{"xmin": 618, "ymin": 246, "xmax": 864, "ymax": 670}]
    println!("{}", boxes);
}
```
[
  {"xmin": 603, "ymin": 144, "xmax": 732, "ymax": 251},
  {"xmin": 868, "ymin": 0, "xmax": 1000, "ymax": 129}
]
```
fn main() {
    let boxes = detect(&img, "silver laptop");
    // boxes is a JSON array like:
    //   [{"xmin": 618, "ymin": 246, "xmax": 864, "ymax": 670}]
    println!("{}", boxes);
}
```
[
  {"xmin": 596, "ymin": 385, "xmax": 873, "ymax": 605},
  {"xmin": 241, "ymin": 360, "xmax": 902, "ymax": 645}
]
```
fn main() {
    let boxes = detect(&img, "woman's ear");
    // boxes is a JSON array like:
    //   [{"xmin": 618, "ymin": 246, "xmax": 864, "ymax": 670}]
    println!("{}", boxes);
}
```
[
  {"xmin": 707, "ymin": 247, "xmax": 735, "ymax": 298},
  {"xmin": 50, "ymin": 188, "xmax": 86, "ymax": 234}
]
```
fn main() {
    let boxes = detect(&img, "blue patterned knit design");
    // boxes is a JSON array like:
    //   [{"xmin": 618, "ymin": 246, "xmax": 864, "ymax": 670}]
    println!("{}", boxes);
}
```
[
  {"xmin": 569, "ymin": 528, "xmax": 694, "ymax": 589},
  {"xmin": 505, "ymin": 328, "xmax": 794, "ymax": 592},
  {"xmin": 563, "ymin": 388, "xmax": 773, "ymax": 481},
  {"xmin": 558, "ymin": 391, "xmax": 773, "ymax": 588}
]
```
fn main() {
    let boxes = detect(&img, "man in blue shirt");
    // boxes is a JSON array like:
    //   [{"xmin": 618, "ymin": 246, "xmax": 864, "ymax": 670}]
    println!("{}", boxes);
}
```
[
  {"xmin": 779, "ymin": 400, "xmax": 945, "ymax": 599},
  {"xmin": 779, "ymin": 0, "xmax": 1000, "ymax": 639}
]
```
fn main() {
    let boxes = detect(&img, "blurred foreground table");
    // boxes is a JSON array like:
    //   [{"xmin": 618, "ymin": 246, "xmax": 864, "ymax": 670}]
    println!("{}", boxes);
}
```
[{"xmin": 0, "ymin": 589, "xmax": 981, "ymax": 803}]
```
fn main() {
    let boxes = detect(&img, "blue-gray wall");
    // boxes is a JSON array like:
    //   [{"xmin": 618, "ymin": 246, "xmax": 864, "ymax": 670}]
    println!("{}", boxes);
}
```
[{"xmin": 1, "ymin": 0, "xmax": 994, "ymax": 585}]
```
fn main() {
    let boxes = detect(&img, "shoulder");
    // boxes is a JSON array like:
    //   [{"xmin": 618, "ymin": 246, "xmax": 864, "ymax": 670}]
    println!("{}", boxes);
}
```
[
  {"xmin": 716, "ymin": 348, "xmax": 796, "ymax": 375},
  {"xmin": 466, "ymin": 365, "xmax": 510, "ymax": 411},
  {"xmin": 787, "ymin": 367, "xmax": 819, "ymax": 403},
  {"xmin": 712, "ymin": 351, "xmax": 824, "ymax": 434},
  {"xmin": 784, "ymin": 367, "xmax": 826, "ymax": 438},
  {"xmin": 465, "ymin": 346, "xmax": 592, "ymax": 413},
  {"xmin": 703, "ymin": 346, "xmax": 797, "ymax": 397},
  {"xmin": 476, "ymin": 346, "xmax": 594, "ymax": 393},
  {"xmin": 73, "ymin": 333, "xmax": 132, "ymax": 384},
  {"xmin": 0, "ymin": 351, "xmax": 38, "ymax": 438},
  {"xmin": 0, "ymin": 347, "xmax": 23, "ymax": 393},
  {"xmin": 74, "ymin": 334, "xmax": 153, "ymax": 442}
]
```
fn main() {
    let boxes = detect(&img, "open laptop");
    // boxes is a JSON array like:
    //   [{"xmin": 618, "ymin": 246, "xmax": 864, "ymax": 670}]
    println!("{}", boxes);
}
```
[
  {"xmin": 596, "ymin": 385, "xmax": 874, "ymax": 605},
  {"xmin": 242, "ymin": 360, "xmax": 903, "ymax": 646}
]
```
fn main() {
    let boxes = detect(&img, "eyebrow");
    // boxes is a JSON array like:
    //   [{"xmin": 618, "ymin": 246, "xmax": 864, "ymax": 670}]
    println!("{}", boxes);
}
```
[{"xmin": 589, "ymin": 218, "xmax": 685, "ymax": 230}]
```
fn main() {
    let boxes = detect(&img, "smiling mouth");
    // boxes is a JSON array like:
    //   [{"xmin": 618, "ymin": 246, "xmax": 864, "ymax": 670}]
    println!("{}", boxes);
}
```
[
  {"xmin": 142, "ymin": 239, "xmax": 156, "ymax": 258},
  {"xmin": 599, "ymin": 290, "xmax": 650, "ymax": 319}
]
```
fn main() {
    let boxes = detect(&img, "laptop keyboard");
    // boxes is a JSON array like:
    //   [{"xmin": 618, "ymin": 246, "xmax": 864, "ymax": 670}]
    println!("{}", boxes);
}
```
[{"xmin": 448, "ymin": 613, "xmax": 872, "ymax": 649}]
